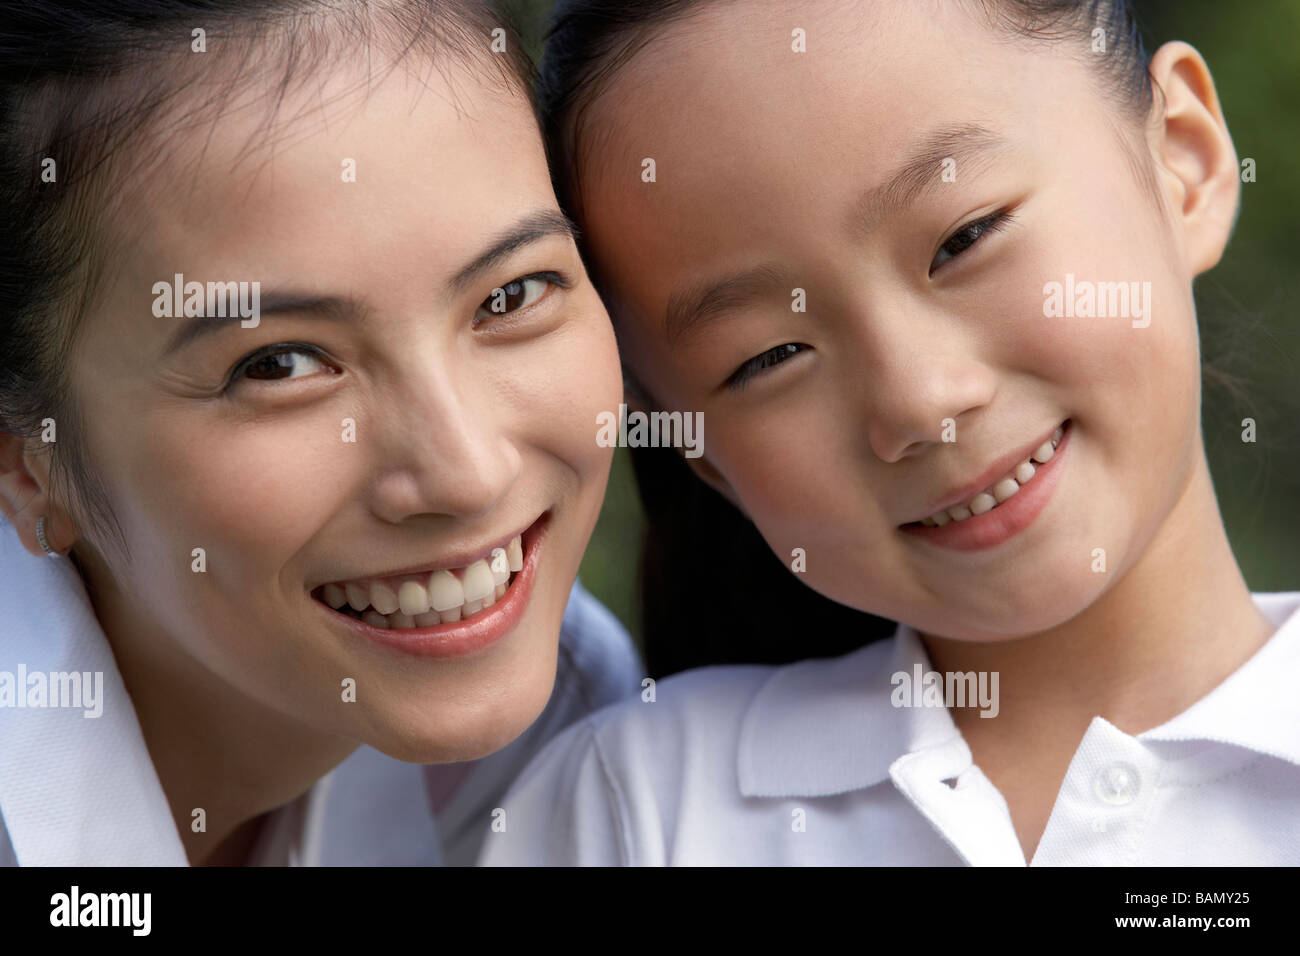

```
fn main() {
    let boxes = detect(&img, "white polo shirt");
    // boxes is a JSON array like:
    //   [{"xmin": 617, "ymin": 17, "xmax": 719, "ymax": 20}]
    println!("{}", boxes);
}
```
[
  {"xmin": 479, "ymin": 592, "xmax": 1300, "ymax": 866},
  {"xmin": 0, "ymin": 519, "xmax": 641, "ymax": 866}
]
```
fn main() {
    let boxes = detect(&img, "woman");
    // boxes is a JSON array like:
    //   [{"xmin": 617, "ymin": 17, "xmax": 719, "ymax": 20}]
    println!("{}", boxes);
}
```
[{"xmin": 0, "ymin": 0, "xmax": 638, "ymax": 865}]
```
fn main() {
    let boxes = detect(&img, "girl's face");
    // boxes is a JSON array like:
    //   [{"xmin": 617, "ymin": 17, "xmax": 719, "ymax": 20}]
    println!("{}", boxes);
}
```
[
  {"xmin": 68, "ymin": 55, "xmax": 621, "ymax": 761},
  {"xmin": 576, "ymin": 0, "xmax": 1235, "ymax": 640}
]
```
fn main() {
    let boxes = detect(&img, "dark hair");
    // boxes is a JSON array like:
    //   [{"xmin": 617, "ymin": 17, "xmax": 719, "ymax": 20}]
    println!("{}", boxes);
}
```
[
  {"xmin": 0, "ymin": 0, "xmax": 534, "ymax": 564},
  {"xmin": 538, "ymin": 0, "xmax": 1159, "ymax": 677}
]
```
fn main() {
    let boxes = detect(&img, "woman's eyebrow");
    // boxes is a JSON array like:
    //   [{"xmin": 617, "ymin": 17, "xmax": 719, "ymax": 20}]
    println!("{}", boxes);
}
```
[
  {"xmin": 847, "ymin": 123, "xmax": 1012, "ymax": 238},
  {"xmin": 160, "ymin": 209, "xmax": 579, "ymax": 355},
  {"xmin": 449, "ymin": 208, "xmax": 579, "ymax": 293}
]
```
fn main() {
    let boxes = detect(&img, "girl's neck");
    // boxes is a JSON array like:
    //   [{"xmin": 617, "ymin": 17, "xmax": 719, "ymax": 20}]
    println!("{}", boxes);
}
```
[
  {"xmin": 922, "ymin": 448, "xmax": 1275, "ymax": 738},
  {"xmin": 79, "ymin": 571, "xmax": 356, "ymax": 865}
]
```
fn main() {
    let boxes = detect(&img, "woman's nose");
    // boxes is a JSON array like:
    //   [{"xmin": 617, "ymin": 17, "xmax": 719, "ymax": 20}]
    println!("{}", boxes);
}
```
[{"xmin": 366, "ymin": 362, "xmax": 522, "ymax": 525}]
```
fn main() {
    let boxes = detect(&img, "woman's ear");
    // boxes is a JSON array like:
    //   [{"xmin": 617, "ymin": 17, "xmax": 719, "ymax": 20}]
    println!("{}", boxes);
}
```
[
  {"xmin": 1146, "ymin": 41, "xmax": 1241, "ymax": 275},
  {"xmin": 0, "ymin": 433, "xmax": 77, "ymax": 557}
]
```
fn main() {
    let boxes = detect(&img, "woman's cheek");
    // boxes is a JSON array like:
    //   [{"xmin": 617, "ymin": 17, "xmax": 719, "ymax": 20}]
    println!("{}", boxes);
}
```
[{"xmin": 517, "ymin": 307, "xmax": 623, "ymax": 480}]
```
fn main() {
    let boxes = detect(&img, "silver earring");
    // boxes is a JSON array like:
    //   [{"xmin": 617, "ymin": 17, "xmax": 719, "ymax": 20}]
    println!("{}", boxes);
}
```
[{"xmin": 36, "ymin": 515, "xmax": 59, "ymax": 557}]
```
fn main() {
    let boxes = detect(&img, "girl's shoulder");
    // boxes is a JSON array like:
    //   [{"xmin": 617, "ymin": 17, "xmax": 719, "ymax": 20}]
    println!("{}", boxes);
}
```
[{"xmin": 478, "ymin": 636, "xmax": 901, "ymax": 864}]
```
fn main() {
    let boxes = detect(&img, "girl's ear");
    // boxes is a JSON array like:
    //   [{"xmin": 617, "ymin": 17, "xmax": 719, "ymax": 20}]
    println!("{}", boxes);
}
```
[{"xmin": 1146, "ymin": 41, "xmax": 1240, "ymax": 275}]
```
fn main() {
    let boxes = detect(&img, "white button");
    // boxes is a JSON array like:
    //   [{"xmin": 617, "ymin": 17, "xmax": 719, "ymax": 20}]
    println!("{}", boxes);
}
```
[{"xmin": 1094, "ymin": 762, "xmax": 1140, "ymax": 805}]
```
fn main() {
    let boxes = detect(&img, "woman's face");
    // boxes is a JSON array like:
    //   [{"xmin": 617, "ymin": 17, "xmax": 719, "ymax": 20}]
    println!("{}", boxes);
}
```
[
  {"xmin": 67, "ymin": 55, "xmax": 621, "ymax": 762},
  {"xmin": 575, "ymin": 0, "xmax": 1236, "ymax": 641}
]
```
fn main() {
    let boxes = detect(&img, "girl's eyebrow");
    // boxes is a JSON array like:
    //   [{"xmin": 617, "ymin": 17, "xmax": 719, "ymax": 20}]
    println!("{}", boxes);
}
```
[
  {"xmin": 161, "ymin": 209, "xmax": 579, "ymax": 355},
  {"xmin": 663, "ymin": 125, "xmax": 1012, "ymax": 347},
  {"xmin": 847, "ymin": 123, "xmax": 1012, "ymax": 238}
]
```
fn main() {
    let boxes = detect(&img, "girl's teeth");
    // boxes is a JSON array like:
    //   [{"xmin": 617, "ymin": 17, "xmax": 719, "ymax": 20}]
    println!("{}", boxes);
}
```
[
  {"xmin": 362, "ymin": 610, "xmax": 389, "ymax": 629},
  {"xmin": 388, "ymin": 612, "xmax": 415, "ymax": 629},
  {"xmin": 322, "ymin": 583, "xmax": 347, "ymax": 609},
  {"xmin": 398, "ymin": 580, "xmax": 430, "ymax": 616},
  {"xmin": 992, "ymin": 478, "xmax": 1020, "ymax": 503},
  {"xmin": 506, "ymin": 536, "xmax": 523, "ymax": 572},
  {"xmin": 921, "ymin": 423, "xmax": 1067, "ymax": 526},
  {"xmin": 414, "ymin": 610, "xmax": 441, "ymax": 627}
]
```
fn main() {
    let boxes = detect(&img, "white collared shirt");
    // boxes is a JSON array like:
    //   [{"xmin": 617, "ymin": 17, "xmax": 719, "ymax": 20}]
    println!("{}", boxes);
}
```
[
  {"xmin": 0, "ymin": 519, "xmax": 641, "ymax": 866},
  {"xmin": 479, "ymin": 592, "xmax": 1300, "ymax": 866}
]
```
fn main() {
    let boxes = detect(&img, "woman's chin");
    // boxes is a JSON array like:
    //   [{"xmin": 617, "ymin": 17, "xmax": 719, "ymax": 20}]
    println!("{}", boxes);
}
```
[{"xmin": 361, "ymin": 670, "xmax": 557, "ymax": 765}]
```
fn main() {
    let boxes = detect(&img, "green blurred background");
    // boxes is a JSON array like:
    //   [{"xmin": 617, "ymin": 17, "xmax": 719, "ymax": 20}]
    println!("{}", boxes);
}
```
[{"xmin": 502, "ymin": 0, "xmax": 1300, "ymax": 644}]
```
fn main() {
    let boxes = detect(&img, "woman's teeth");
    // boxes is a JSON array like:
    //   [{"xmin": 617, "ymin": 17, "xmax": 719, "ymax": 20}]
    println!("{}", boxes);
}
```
[
  {"xmin": 318, "ymin": 534, "xmax": 524, "ymax": 629},
  {"xmin": 919, "ymin": 425, "xmax": 1064, "ymax": 527}
]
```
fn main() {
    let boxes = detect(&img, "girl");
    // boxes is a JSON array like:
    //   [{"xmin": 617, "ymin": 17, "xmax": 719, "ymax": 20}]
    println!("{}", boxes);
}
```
[
  {"xmin": 0, "ymin": 0, "xmax": 640, "ymax": 865},
  {"xmin": 479, "ymin": 0, "xmax": 1300, "ymax": 865}
]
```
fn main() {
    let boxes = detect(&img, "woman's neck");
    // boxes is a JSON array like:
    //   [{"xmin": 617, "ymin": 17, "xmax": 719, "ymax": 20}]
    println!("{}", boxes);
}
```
[
  {"xmin": 80, "ymin": 572, "xmax": 356, "ymax": 866},
  {"xmin": 923, "ymin": 448, "xmax": 1275, "ymax": 740}
]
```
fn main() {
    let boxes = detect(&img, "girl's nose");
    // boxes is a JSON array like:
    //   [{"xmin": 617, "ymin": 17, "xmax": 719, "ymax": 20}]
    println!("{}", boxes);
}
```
[
  {"xmin": 366, "ymin": 361, "xmax": 522, "ymax": 525},
  {"xmin": 852, "ymin": 313, "xmax": 998, "ymax": 464}
]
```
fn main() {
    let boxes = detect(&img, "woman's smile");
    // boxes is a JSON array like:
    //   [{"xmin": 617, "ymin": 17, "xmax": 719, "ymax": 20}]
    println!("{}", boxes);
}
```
[{"xmin": 312, "ymin": 512, "xmax": 549, "ymax": 657}]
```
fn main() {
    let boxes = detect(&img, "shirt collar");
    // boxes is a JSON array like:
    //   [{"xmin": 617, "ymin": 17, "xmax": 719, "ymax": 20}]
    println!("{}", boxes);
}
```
[
  {"xmin": 737, "ymin": 591, "xmax": 1300, "ymax": 798},
  {"xmin": 0, "ymin": 519, "xmax": 190, "ymax": 864},
  {"xmin": 738, "ymin": 623, "xmax": 960, "ymax": 797},
  {"xmin": 1139, "ymin": 591, "xmax": 1300, "ymax": 767}
]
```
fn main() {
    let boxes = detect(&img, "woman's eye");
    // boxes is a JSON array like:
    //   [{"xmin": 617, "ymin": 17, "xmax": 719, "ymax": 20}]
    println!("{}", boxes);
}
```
[
  {"xmin": 231, "ymin": 345, "xmax": 332, "ymax": 385},
  {"xmin": 929, "ymin": 210, "xmax": 1014, "ymax": 275},
  {"xmin": 726, "ymin": 342, "xmax": 808, "ymax": 392},
  {"xmin": 474, "ymin": 273, "xmax": 560, "ymax": 324}
]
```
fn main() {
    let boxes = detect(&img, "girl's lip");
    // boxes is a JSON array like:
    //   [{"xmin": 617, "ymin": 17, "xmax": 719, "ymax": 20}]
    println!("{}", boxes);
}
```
[
  {"xmin": 900, "ymin": 421, "xmax": 1071, "ymax": 552},
  {"xmin": 316, "ymin": 512, "xmax": 549, "ymax": 658}
]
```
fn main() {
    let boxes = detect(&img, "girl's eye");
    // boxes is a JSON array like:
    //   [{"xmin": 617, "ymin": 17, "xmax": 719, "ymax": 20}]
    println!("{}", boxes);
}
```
[
  {"xmin": 230, "ymin": 345, "xmax": 333, "ymax": 386},
  {"xmin": 929, "ymin": 210, "xmax": 1014, "ymax": 275},
  {"xmin": 726, "ymin": 342, "xmax": 809, "ymax": 392},
  {"xmin": 474, "ymin": 272, "xmax": 561, "ymax": 324}
]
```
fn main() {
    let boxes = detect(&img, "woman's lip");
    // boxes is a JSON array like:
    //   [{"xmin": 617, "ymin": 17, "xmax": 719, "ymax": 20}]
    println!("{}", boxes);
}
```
[
  {"xmin": 900, "ymin": 421, "xmax": 1071, "ymax": 552},
  {"xmin": 313, "ymin": 517, "xmax": 540, "ymax": 590},
  {"xmin": 316, "ymin": 514, "xmax": 548, "ymax": 658},
  {"xmin": 905, "ymin": 420, "xmax": 1069, "ymax": 524}
]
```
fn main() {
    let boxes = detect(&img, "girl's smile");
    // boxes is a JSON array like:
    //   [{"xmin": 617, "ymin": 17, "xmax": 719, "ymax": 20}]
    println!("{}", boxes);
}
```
[{"xmin": 901, "ymin": 419, "xmax": 1069, "ymax": 552}]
